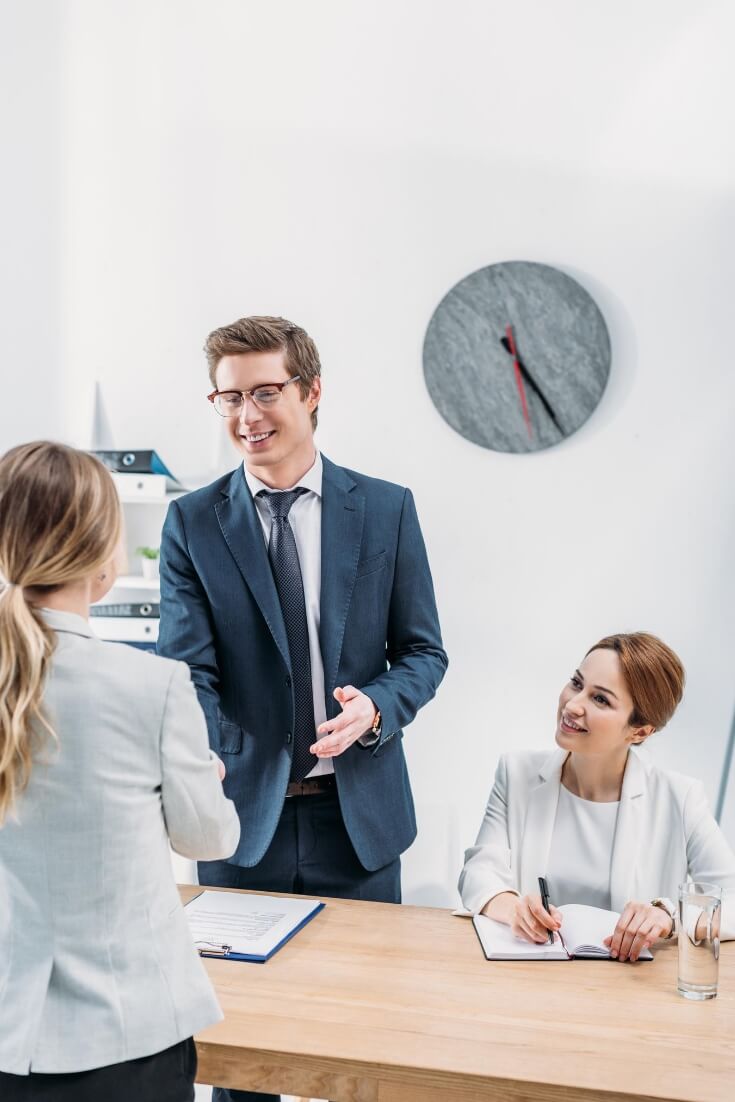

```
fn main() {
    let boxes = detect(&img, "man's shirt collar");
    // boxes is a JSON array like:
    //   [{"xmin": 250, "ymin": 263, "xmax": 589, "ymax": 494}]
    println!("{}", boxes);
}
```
[{"xmin": 243, "ymin": 451, "xmax": 323, "ymax": 500}]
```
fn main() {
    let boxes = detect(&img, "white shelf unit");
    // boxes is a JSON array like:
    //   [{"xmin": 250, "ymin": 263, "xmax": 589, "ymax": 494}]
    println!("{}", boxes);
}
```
[
  {"xmin": 115, "ymin": 495, "xmax": 175, "ymax": 583},
  {"xmin": 114, "ymin": 575, "xmax": 161, "ymax": 591},
  {"xmin": 92, "ymin": 487, "xmax": 182, "ymax": 641}
]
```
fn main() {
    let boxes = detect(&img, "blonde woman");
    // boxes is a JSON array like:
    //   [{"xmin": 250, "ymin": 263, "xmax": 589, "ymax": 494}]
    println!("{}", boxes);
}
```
[
  {"xmin": 0, "ymin": 442, "xmax": 240, "ymax": 1101},
  {"xmin": 460, "ymin": 633, "xmax": 735, "ymax": 960}
]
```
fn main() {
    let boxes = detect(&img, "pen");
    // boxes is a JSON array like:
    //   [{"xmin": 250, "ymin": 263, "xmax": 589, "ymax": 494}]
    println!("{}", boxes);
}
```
[{"xmin": 538, "ymin": 876, "xmax": 555, "ymax": 945}]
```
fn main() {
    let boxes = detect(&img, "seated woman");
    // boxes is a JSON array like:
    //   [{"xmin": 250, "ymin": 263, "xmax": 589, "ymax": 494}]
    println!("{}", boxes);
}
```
[
  {"xmin": 0, "ymin": 442, "xmax": 240, "ymax": 1101},
  {"xmin": 459, "ymin": 632, "xmax": 735, "ymax": 961}
]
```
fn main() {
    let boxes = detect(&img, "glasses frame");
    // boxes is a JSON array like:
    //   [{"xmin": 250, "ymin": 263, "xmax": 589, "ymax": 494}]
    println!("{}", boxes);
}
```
[{"xmin": 207, "ymin": 375, "xmax": 301, "ymax": 417}]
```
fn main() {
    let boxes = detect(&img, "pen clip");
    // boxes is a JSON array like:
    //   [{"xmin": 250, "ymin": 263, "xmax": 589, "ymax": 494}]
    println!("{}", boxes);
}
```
[{"xmin": 195, "ymin": 940, "xmax": 232, "ymax": 957}]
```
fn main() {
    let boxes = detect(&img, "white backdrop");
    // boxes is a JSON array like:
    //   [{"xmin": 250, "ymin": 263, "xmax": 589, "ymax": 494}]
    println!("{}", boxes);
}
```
[{"xmin": 2, "ymin": 0, "xmax": 734, "ymax": 906}]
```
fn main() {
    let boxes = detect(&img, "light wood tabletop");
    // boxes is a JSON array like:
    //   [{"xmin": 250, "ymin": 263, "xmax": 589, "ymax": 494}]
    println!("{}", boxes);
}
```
[{"xmin": 179, "ymin": 885, "xmax": 734, "ymax": 1102}]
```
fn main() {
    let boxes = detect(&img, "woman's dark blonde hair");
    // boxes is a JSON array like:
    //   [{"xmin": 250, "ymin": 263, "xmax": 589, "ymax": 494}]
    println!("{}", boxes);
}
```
[
  {"xmin": 0, "ymin": 442, "xmax": 121, "ymax": 822},
  {"xmin": 587, "ymin": 632, "xmax": 685, "ymax": 731}
]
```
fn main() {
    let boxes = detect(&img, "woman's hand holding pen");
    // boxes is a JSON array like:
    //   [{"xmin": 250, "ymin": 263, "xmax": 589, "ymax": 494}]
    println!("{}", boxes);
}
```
[
  {"xmin": 603, "ymin": 901, "xmax": 673, "ymax": 961},
  {"xmin": 482, "ymin": 892, "xmax": 562, "ymax": 944},
  {"xmin": 511, "ymin": 894, "xmax": 563, "ymax": 943}
]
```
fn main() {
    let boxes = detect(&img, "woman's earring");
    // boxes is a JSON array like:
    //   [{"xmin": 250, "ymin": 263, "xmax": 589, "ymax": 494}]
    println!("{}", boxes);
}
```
[{"xmin": 98, "ymin": 572, "xmax": 107, "ymax": 583}]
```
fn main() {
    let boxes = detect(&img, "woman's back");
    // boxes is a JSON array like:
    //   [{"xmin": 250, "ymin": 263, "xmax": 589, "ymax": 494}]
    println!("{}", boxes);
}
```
[{"xmin": 0, "ymin": 609, "xmax": 240, "ymax": 1075}]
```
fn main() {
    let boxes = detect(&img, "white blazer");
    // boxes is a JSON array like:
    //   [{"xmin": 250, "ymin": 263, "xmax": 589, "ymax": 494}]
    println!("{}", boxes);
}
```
[
  {"xmin": 0, "ymin": 610, "xmax": 241, "ymax": 1075},
  {"xmin": 459, "ymin": 747, "xmax": 735, "ymax": 939}
]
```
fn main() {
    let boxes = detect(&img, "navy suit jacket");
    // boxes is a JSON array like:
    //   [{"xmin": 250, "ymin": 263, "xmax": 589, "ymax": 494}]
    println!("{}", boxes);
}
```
[{"xmin": 157, "ymin": 455, "xmax": 448, "ymax": 871}]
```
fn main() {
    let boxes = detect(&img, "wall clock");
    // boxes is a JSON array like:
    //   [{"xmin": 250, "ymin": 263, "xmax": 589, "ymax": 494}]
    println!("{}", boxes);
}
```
[{"xmin": 422, "ymin": 261, "xmax": 611, "ymax": 453}]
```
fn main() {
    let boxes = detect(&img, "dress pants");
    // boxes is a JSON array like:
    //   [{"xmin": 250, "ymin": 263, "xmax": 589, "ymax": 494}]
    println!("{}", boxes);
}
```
[
  {"xmin": 0, "ymin": 1038, "xmax": 196, "ymax": 1102},
  {"xmin": 199, "ymin": 788, "xmax": 401, "ymax": 1102}
]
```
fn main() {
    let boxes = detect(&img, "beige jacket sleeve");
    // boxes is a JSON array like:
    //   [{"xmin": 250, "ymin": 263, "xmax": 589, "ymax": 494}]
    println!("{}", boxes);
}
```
[{"xmin": 159, "ymin": 662, "xmax": 241, "ymax": 860}]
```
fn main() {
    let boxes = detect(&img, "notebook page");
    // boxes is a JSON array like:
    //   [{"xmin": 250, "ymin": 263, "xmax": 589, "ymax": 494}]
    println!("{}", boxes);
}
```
[
  {"xmin": 558, "ymin": 903, "xmax": 616, "ymax": 955},
  {"xmin": 473, "ymin": 914, "xmax": 569, "ymax": 960},
  {"xmin": 558, "ymin": 903, "xmax": 652, "ymax": 959}
]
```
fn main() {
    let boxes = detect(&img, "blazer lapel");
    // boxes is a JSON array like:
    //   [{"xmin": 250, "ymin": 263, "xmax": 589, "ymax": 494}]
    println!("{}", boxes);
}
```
[
  {"xmin": 609, "ymin": 747, "xmax": 648, "ymax": 910},
  {"xmin": 214, "ymin": 466, "xmax": 291, "ymax": 674},
  {"xmin": 319, "ymin": 456, "xmax": 365, "ymax": 701},
  {"xmin": 519, "ymin": 750, "xmax": 567, "ymax": 895}
]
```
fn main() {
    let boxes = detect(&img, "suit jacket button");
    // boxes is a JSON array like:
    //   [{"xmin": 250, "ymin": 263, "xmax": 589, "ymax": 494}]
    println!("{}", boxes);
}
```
[
  {"xmin": 285, "ymin": 675, "xmax": 292, "ymax": 688},
  {"xmin": 285, "ymin": 731, "xmax": 292, "ymax": 744}
]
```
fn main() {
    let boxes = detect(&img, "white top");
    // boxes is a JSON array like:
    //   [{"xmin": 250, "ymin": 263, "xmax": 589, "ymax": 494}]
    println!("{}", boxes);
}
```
[
  {"xmin": 244, "ymin": 452, "xmax": 331, "ymax": 778},
  {"xmin": 546, "ymin": 784, "xmax": 620, "ymax": 910}
]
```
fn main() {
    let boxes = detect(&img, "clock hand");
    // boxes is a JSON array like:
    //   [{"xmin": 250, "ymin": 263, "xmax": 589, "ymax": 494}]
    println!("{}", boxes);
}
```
[
  {"xmin": 500, "ymin": 335, "xmax": 563, "ymax": 434},
  {"xmin": 504, "ymin": 325, "xmax": 533, "ymax": 439}
]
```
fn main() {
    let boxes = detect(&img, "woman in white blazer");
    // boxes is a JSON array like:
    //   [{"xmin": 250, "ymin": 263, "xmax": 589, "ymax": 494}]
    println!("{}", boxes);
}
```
[
  {"xmin": 459, "ymin": 632, "xmax": 735, "ymax": 961},
  {"xmin": 0, "ymin": 442, "xmax": 241, "ymax": 1101}
]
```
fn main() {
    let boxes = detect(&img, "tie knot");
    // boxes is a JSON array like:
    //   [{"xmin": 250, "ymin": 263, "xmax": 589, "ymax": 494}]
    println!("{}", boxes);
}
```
[{"xmin": 258, "ymin": 487, "xmax": 308, "ymax": 520}]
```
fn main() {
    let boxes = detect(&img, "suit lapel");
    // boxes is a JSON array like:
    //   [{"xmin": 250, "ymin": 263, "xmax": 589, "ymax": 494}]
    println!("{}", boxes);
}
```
[
  {"xmin": 609, "ymin": 748, "xmax": 647, "ymax": 910},
  {"xmin": 319, "ymin": 457, "xmax": 364, "ymax": 701},
  {"xmin": 519, "ymin": 750, "xmax": 566, "ymax": 895},
  {"xmin": 214, "ymin": 466, "xmax": 291, "ymax": 674}
]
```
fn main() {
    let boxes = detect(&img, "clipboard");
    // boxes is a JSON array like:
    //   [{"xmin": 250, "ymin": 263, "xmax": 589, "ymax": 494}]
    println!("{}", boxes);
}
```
[{"xmin": 185, "ymin": 890, "xmax": 325, "ymax": 963}]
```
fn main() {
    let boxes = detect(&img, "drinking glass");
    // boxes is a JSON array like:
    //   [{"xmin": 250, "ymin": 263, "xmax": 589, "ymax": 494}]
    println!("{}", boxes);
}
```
[{"xmin": 677, "ymin": 882, "xmax": 721, "ymax": 1000}]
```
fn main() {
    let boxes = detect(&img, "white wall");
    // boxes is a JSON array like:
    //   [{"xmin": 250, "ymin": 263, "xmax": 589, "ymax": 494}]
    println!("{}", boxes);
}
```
[
  {"xmin": 2, "ymin": 0, "xmax": 734, "ymax": 904},
  {"xmin": 0, "ymin": 1, "xmax": 65, "ymax": 445}
]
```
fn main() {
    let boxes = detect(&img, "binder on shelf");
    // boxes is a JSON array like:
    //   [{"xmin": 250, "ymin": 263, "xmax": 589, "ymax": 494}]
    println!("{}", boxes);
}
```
[
  {"xmin": 110, "ymin": 472, "xmax": 174, "ymax": 499},
  {"xmin": 92, "ymin": 617, "xmax": 159, "ymax": 644},
  {"xmin": 90, "ymin": 602, "xmax": 160, "ymax": 619},
  {"xmin": 93, "ymin": 450, "xmax": 184, "ymax": 493}
]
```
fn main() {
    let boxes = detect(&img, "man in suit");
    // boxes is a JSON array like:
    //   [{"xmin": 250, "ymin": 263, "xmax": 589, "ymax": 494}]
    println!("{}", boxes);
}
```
[{"xmin": 158, "ymin": 315, "xmax": 447, "ymax": 1102}]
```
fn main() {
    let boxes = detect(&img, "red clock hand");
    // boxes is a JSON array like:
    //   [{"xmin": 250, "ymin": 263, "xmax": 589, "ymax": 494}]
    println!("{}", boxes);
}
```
[{"xmin": 505, "ymin": 324, "xmax": 533, "ymax": 439}]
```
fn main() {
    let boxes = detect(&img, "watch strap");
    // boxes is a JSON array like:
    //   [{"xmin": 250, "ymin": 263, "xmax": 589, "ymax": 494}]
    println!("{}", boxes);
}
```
[{"xmin": 651, "ymin": 897, "xmax": 676, "ymax": 937}]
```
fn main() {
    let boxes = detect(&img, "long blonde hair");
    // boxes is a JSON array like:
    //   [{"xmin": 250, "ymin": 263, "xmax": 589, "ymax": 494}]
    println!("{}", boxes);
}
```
[{"xmin": 0, "ymin": 442, "xmax": 121, "ymax": 822}]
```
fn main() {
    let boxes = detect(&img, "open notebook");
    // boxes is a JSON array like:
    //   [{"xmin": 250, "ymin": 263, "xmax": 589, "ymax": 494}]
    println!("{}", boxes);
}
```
[{"xmin": 473, "ymin": 903, "xmax": 653, "ymax": 961}]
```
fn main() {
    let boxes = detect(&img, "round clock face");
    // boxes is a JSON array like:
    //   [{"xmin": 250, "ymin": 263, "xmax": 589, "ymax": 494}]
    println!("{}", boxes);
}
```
[{"xmin": 422, "ymin": 261, "xmax": 611, "ymax": 453}]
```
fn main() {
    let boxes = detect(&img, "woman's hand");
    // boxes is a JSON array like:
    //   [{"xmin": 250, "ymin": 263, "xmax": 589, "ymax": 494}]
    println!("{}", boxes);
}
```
[
  {"xmin": 510, "ymin": 893, "xmax": 563, "ymax": 943},
  {"xmin": 603, "ymin": 901, "xmax": 673, "ymax": 961},
  {"xmin": 481, "ymin": 891, "xmax": 562, "ymax": 943}
]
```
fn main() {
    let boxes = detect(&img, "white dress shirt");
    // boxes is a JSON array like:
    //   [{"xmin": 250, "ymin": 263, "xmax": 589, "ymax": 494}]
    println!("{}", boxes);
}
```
[
  {"xmin": 243, "ymin": 452, "xmax": 331, "ymax": 778},
  {"xmin": 545, "ymin": 784, "xmax": 620, "ymax": 910}
]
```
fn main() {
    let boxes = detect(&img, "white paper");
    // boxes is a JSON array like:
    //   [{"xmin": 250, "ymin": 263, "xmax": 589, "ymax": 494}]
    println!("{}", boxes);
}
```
[{"xmin": 185, "ymin": 890, "xmax": 322, "ymax": 958}]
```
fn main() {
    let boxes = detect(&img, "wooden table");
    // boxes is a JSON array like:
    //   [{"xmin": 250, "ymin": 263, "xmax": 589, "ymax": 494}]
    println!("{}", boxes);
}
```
[{"xmin": 180, "ymin": 885, "xmax": 735, "ymax": 1102}]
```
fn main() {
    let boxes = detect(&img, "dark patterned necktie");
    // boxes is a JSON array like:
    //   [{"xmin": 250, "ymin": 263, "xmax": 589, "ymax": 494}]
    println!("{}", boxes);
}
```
[{"xmin": 258, "ymin": 488, "xmax": 315, "ymax": 781}]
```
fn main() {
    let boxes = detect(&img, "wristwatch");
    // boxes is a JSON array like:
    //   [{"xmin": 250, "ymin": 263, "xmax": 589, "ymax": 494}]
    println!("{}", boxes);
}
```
[
  {"xmin": 650, "ymin": 897, "xmax": 676, "ymax": 937},
  {"xmin": 358, "ymin": 704, "xmax": 382, "ymax": 748}
]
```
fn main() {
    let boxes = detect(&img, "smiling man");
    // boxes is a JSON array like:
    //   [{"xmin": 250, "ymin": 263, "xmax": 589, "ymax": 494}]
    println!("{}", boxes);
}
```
[{"xmin": 158, "ymin": 316, "xmax": 447, "ymax": 1102}]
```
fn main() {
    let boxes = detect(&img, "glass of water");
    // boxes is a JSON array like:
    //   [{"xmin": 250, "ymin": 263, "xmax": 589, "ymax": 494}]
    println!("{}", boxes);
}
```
[{"xmin": 678, "ymin": 882, "xmax": 721, "ymax": 1000}]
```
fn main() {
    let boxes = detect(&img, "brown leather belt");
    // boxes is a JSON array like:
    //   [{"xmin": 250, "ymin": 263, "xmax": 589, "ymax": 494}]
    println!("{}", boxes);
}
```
[{"xmin": 285, "ymin": 774, "xmax": 337, "ymax": 798}]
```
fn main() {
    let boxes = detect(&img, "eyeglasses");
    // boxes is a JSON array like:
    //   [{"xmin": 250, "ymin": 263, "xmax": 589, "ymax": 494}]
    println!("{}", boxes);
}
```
[{"xmin": 207, "ymin": 376, "xmax": 300, "ymax": 417}]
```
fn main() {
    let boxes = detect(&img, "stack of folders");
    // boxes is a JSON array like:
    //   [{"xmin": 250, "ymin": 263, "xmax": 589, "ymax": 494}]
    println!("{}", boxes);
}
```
[
  {"xmin": 473, "ymin": 903, "xmax": 653, "ymax": 961},
  {"xmin": 90, "ymin": 602, "xmax": 159, "ymax": 653},
  {"xmin": 185, "ymin": 890, "xmax": 325, "ymax": 963}
]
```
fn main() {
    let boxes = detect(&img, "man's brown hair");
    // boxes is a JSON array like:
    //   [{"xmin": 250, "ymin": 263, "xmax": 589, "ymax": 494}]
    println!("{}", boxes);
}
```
[
  {"xmin": 586, "ymin": 632, "xmax": 685, "ymax": 732},
  {"xmin": 204, "ymin": 316, "xmax": 321, "ymax": 430}
]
